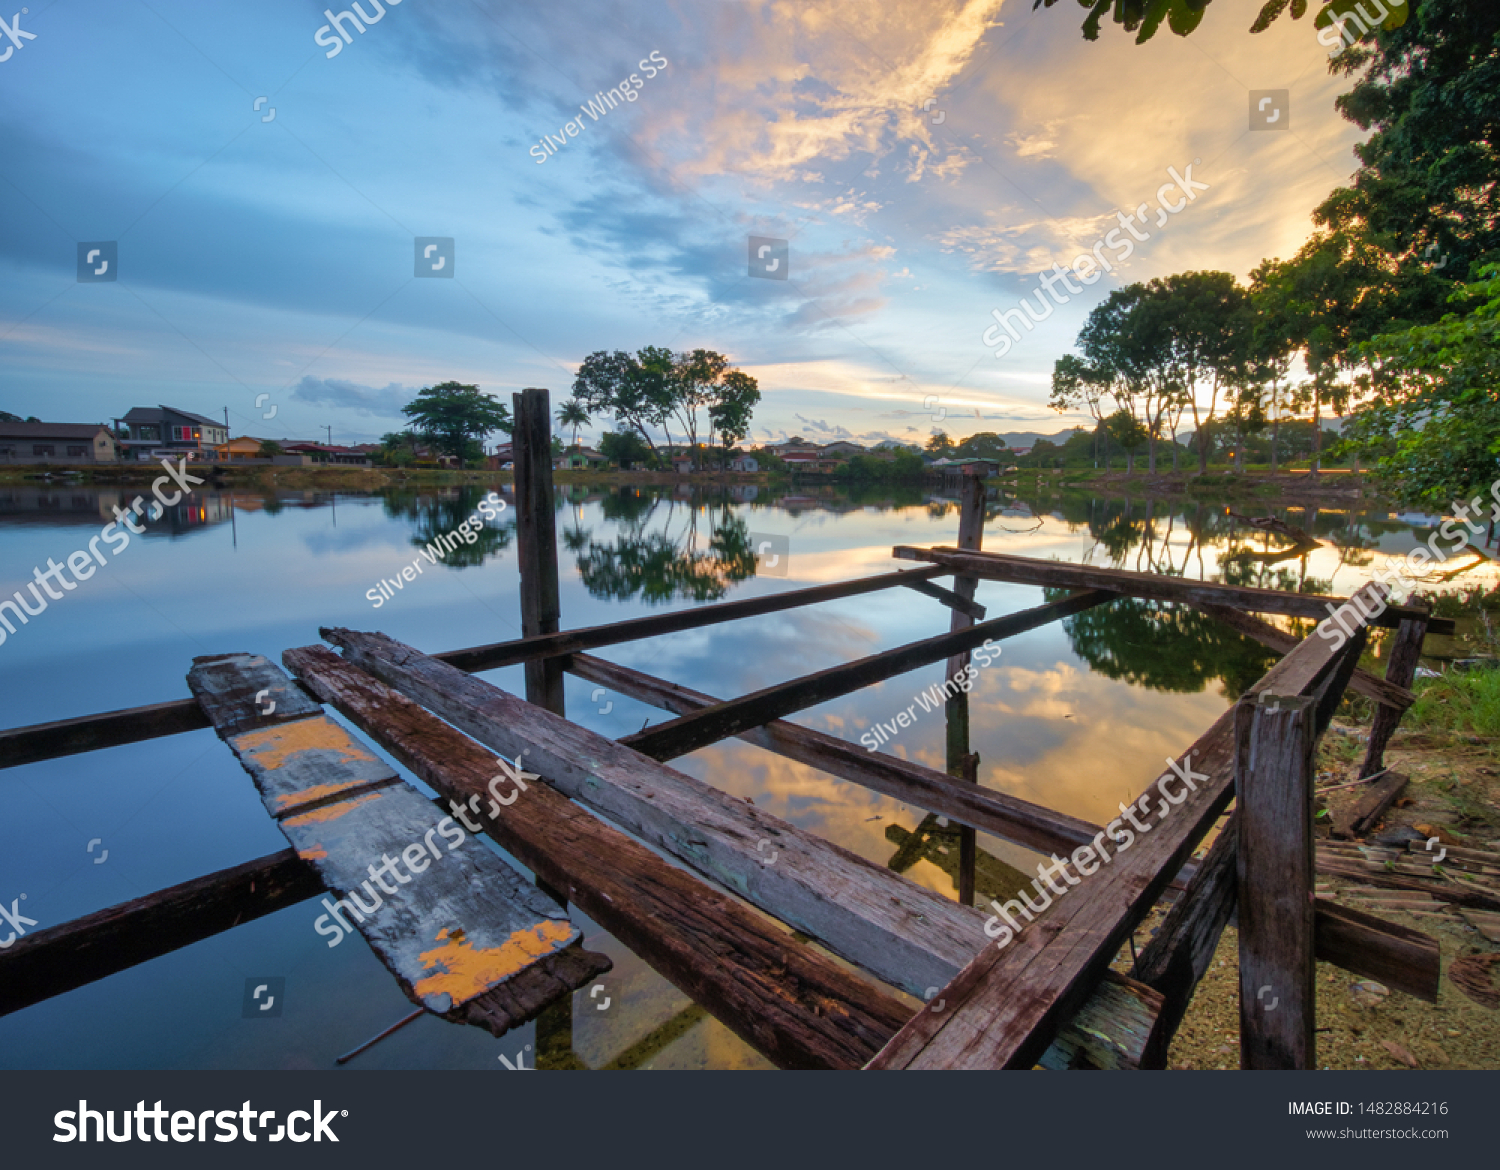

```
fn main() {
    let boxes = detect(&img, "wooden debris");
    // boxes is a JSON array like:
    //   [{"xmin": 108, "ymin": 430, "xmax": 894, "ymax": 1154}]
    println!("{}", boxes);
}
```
[
  {"xmin": 1457, "ymin": 909, "xmax": 1500, "ymax": 943},
  {"xmin": 1448, "ymin": 954, "xmax": 1500, "ymax": 1009},
  {"xmin": 1331, "ymin": 771, "xmax": 1409, "ymax": 839}
]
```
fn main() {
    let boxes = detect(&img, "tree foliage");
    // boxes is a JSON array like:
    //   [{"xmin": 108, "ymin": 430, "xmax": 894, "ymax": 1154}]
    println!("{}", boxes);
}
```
[{"xmin": 400, "ymin": 382, "xmax": 513, "ymax": 461}]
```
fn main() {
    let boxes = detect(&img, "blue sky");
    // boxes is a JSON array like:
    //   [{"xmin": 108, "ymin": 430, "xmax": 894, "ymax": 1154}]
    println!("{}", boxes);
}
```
[{"xmin": 0, "ymin": 0, "xmax": 1366, "ymax": 448}]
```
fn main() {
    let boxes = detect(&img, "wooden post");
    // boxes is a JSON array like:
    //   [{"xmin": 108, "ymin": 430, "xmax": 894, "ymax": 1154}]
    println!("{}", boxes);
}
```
[
  {"xmin": 1236, "ymin": 691, "xmax": 1317, "ymax": 1070},
  {"xmin": 513, "ymin": 388, "xmax": 565, "ymax": 716},
  {"xmin": 513, "ymin": 388, "xmax": 567, "ymax": 914},
  {"xmin": 946, "ymin": 470, "xmax": 986, "ymax": 906},
  {"xmin": 1360, "ymin": 614, "xmax": 1427, "ymax": 778}
]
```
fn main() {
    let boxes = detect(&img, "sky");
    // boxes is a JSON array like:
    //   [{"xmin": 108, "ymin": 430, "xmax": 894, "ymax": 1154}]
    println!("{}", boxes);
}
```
[{"xmin": 0, "ymin": 0, "xmax": 1368, "ymax": 449}]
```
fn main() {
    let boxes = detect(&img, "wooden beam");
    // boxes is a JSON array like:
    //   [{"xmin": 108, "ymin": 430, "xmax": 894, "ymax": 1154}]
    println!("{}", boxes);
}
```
[
  {"xmin": 865, "ymin": 584, "xmax": 1381, "ymax": 1070},
  {"xmin": 1314, "ymin": 899, "xmax": 1441, "ymax": 1003},
  {"xmin": 565, "ymin": 656, "xmax": 1099, "ymax": 857},
  {"xmin": 1236, "ymin": 692, "xmax": 1318, "ymax": 1070},
  {"xmin": 433, "ymin": 565, "xmax": 947, "ymax": 674},
  {"xmin": 0, "ymin": 849, "xmax": 322, "ymax": 1017},
  {"xmin": 0, "ymin": 698, "xmax": 209, "ymax": 770},
  {"xmin": 894, "ymin": 546, "xmax": 1454, "ymax": 634},
  {"xmin": 618, "ymin": 589, "xmax": 1116, "ymax": 764},
  {"xmin": 513, "ymin": 387, "xmax": 565, "ymax": 715},
  {"xmin": 900, "ymin": 577, "xmax": 986, "ymax": 620},
  {"xmin": 1361, "ymin": 616, "xmax": 1428, "ymax": 777},
  {"xmin": 1332, "ymin": 770, "xmax": 1409, "ymax": 840},
  {"xmin": 283, "ymin": 643, "xmax": 911, "ymax": 1069},
  {"xmin": 1199, "ymin": 604, "xmax": 1415, "ymax": 712},
  {"xmin": 321, "ymin": 629, "xmax": 993, "ymax": 998}
]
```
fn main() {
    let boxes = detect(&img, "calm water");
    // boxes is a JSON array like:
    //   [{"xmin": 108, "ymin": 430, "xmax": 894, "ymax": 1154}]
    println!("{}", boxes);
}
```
[{"xmin": 1, "ymin": 478, "xmax": 1492, "ymax": 1070}]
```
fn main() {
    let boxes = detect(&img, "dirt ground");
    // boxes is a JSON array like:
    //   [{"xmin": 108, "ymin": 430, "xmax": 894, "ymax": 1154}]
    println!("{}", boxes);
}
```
[{"xmin": 1127, "ymin": 721, "xmax": 1500, "ymax": 1070}]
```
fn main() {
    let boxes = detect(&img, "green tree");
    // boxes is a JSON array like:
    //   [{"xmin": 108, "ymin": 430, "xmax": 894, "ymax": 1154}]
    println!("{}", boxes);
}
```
[
  {"xmin": 556, "ymin": 399, "xmax": 591, "ymax": 449},
  {"xmin": 599, "ymin": 430, "xmax": 651, "ymax": 470},
  {"xmin": 256, "ymin": 440, "xmax": 283, "ymax": 459},
  {"xmin": 401, "ymin": 382, "xmax": 513, "ymax": 461},
  {"xmin": 707, "ymin": 369, "xmax": 761, "ymax": 470},
  {"xmin": 572, "ymin": 349, "xmax": 674, "ymax": 463},
  {"xmin": 925, "ymin": 430, "xmax": 954, "ymax": 456},
  {"xmin": 1341, "ymin": 268, "xmax": 1500, "ymax": 509},
  {"xmin": 1105, "ymin": 408, "xmax": 1148, "ymax": 473},
  {"xmin": 1050, "ymin": 353, "xmax": 1115, "ymax": 468}
]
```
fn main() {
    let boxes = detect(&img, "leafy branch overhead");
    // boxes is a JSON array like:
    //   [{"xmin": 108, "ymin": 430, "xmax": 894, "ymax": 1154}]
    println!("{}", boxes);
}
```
[{"xmin": 1032, "ymin": 0, "xmax": 1408, "ymax": 43}]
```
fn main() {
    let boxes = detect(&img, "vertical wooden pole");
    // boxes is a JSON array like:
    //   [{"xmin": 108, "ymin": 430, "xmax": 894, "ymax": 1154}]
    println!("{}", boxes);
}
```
[
  {"xmin": 513, "ymin": 388, "xmax": 576, "ymax": 1058},
  {"xmin": 513, "ymin": 388, "xmax": 565, "ymax": 717},
  {"xmin": 1360, "ymin": 614, "xmax": 1427, "ymax": 778},
  {"xmin": 945, "ymin": 470, "xmax": 986, "ymax": 906},
  {"xmin": 1236, "ymin": 691, "xmax": 1317, "ymax": 1070}
]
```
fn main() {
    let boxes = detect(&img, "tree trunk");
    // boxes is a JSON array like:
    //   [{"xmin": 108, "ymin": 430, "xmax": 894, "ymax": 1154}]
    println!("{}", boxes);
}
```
[
  {"xmin": 1271, "ymin": 416, "xmax": 1281, "ymax": 473},
  {"xmin": 1311, "ymin": 397, "xmax": 1322, "ymax": 479}
]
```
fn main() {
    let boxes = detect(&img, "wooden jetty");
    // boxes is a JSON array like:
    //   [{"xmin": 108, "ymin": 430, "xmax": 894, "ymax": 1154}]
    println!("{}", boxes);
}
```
[{"xmin": 0, "ymin": 388, "xmax": 1451, "ymax": 1070}]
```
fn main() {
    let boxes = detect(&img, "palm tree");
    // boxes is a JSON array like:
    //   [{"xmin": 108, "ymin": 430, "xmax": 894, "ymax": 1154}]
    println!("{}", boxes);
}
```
[{"xmin": 557, "ymin": 399, "xmax": 590, "ymax": 450}]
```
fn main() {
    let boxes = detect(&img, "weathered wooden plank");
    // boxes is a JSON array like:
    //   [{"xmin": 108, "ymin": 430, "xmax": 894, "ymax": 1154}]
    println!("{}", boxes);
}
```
[
  {"xmin": 1199, "ymin": 604, "xmax": 1415, "ymax": 711},
  {"xmin": 1315, "ymin": 900, "xmax": 1441, "ymax": 1002},
  {"xmin": 894, "ymin": 546, "xmax": 1454, "ymax": 633},
  {"xmin": 320, "ymin": 629, "xmax": 990, "ymax": 998},
  {"xmin": 184, "ymin": 652, "xmax": 325, "ymax": 738},
  {"xmin": 188, "ymin": 654, "xmax": 594, "ymax": 1026},
  {"xmin": 1332, "ymin": 770, "xmax": 1409, "ymax": 839},
  {"xmin": 0, "ymin": 849, "xmax": 322, "ymax": 1017},
  {"xmin": 435, "ymin": 565, "xmax": 947, "ymax": 674},
  {"xmin": 283, "ymin": 643, "xmax": 911, "ymax": 1070},
  {"xmin": 0, "ymin": 698, "xmax": 210, "ymax": 770},
  {"xmin": 900, "ymin": 576, "xmax": 986, "ymax": 620},
  {"xmin": 567, "ymin": 653, "xmax": 1099, "ymax": 855},
  {"xmin": 1361, "ymin": 616, "xmax": 1428, "ymax": 777},
  {"xmin": 866, "ymin": 584, "xmax": 1380, "ymax": 1070},
  {"xmin": 1036, "ymin": 972, "xmax": 1165, "ymax": 1072},
  {"xmin": 513, "ymin": 388, "xmax": 566, "ymax": 714},
  {"xmin": 1236, "ymin": 692, "xmax": 1318, "ymax": 1070},
  {"xmin": 619, "ymin": 589, "xmax": 1115, "ymax": 763}
]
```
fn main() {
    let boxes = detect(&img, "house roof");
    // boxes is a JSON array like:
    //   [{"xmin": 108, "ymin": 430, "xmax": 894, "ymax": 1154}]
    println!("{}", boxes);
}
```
[
  {"xmin": 121, "ymin": 405, "xmax": 224, "ymax": 428},
  {"xmin": 0, "ymin": 422, "xmax": 111, "ymax": 440}
]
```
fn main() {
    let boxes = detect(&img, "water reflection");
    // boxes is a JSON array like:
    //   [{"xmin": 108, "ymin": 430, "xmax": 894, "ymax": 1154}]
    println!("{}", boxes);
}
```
[{"xmin": 382, "ymin": 486, "xmax": 516, "ymax": 567}]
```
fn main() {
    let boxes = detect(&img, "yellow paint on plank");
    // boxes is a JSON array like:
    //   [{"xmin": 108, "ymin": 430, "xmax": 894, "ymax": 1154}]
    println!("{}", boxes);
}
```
[
  {"xmin": 413, "ymin": 920, "xmax": 576, "ymax": 1005},
  {"xmin": 281, "ymin": 790, "xmax": 383, "ymax": 828},
  {"xmin": 298, "ymin": 846, "xmax": 328, "ymax": 860},
  {"xmin": 235, "ymin": 717, "xmax": 377, "ymax": 773},
  {"xmin": 269, "ymin": 779, "xmax": 379, "ymax": 813}
]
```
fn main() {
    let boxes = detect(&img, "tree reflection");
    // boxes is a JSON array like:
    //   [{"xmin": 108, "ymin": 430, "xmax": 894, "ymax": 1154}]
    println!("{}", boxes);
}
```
[
  {"xmin": 573, "ymin": 494, "xmax": 759, "ymax": 605},
  {"xmin": 383, "ymin": 487, "xmax": 514, "ymax": 567}
]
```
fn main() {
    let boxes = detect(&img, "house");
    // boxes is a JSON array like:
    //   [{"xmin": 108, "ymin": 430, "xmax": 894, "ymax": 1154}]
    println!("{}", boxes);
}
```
[
  {"xmin": 818, "ymin": 441, "xmax": 865, "ymax": 459},
  {"xmin": 1008, "ymin": 446, "xmax": 1033, "ymax": 458},
  {"xmin": 115, "ymin": 406, "xmax": 228, "ymax": 461},
  {"xmin": 212, "ymin": 436, "xmax": 266, "ymax": 461},
  {"xmin": 281, "ymin": 442, "xmax": 371, "ymax": 466},
  {"xmin": 769, "ymin": 436, "xmax": 823, "ymax": 459},
  {"xmin": 671, "ymin": 456, "xmax": 697, "ymax": 474},
  {"xmin": 554, "ymin": 446, "xmax": 609, "ymax": 471},
  {"xmin": 727, "ymin": 454, "xmax": 759, "ymax": 473},
  {"xmin": 0, "ymin": 422, "xmax": 117, "ymax": 464}
]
